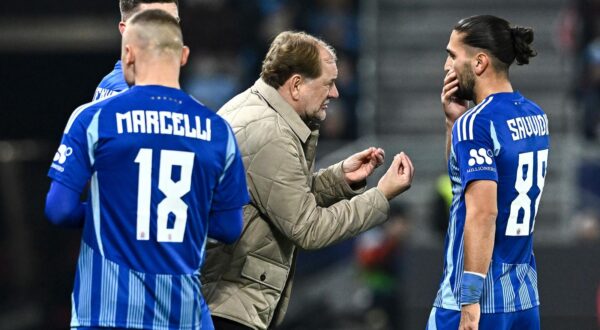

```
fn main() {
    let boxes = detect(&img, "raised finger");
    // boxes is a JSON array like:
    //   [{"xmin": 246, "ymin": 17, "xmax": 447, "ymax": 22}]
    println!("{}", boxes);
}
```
[
  {"xmin": 389, "ymin": 153, "xmax": 402, "ymax": 171},
  {"xmin": 443, "ymin": 86, "xmax": 459, "ymax": 101},
  {"xmin": 399, "ymin": 153, "xmax": 414, "ymax": 178},
  {"xmin": 442, "ymin": 78, "xmax": 459, "ymax": 92},
  {"xmin": 443, "ymin": 71, "xmax": 457, "ymax": 85},
  {"xmin": 356, "ymin": 147, "xmax": 374, "ymax": 160},
  {"xmin": 404, "ymin": 154, "xmax": 415, "ymax": 178},
  {"xmin": 442, "ymin": 81, "xmax": 459, "ymax": 98}
]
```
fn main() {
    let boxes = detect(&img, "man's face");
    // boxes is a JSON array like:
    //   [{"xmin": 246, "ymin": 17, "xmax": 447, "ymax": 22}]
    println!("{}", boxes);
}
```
[
  {"xmin": 444, "ymin": 30, "xmax": 476, "ymax": 101},
  {"xmin": 297, "ymin": 47, "xmax": 339, "ymax": 122}
]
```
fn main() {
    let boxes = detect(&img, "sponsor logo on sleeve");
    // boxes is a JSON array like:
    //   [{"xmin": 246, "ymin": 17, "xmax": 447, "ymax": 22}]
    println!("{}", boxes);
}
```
[
  {"xmin": 468, "ymin": 148, "xmax": 493, "ymax": 166},
  {"xmin": 466, "ymin": 148, "xmax": 495, "ymax": 173},
  {"xmin": 51, "ymin": 144, "xmax": 73, "ymax": 172}
]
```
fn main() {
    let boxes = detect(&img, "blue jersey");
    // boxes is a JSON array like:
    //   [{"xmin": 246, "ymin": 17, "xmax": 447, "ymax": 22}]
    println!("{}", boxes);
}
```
[
  {"xmin": 49, "ymin": 85, "xmax": 249, "ymax": 329},
  {"xmin": 433, "ymin": 92, "xmax": 550, "ymax": 313},
  {"xmin": 93, "ymin": 61, "xmax": 129, "ymax": 100}
]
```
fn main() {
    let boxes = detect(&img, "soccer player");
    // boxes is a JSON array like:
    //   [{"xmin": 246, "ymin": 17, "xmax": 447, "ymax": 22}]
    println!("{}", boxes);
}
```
[
  {"xmin": 45, "ymin": 9, "xmax": 248, "ymax": 329},
  {"xmin": 427, "ymin": 15, "xmax": 549, "ymax": 330},
  {"xmin": 93, "ymin": 0, "xmax": 179, "ymax": 100}
]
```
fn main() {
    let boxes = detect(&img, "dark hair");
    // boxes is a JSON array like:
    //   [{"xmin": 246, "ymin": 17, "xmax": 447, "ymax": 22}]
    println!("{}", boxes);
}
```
[
  {"xmin": 260, "ymin": 31, "xmax": 336, "ymax": 89},
  {"xmin": 120, "ymin": 0, "xmax": 178, "ymax": 21},
  {"xmin": 454, "ymin": 15, "xmax": 537, "ymax": 71}
]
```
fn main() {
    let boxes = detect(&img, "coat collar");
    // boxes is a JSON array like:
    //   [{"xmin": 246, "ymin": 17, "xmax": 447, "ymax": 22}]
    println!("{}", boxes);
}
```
[{"xmin": 252, "ymin": 78, "xmax": 312, "ymax": 143}]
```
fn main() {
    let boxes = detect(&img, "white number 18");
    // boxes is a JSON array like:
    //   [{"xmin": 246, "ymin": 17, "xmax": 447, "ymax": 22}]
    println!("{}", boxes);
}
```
[
  {"xmin": 134, "ymin": 148, "xmax": 194, "ymax": 242},
  {"xmin": 505, "ymin": 149, "xmax": 548, "ymax": 236}
]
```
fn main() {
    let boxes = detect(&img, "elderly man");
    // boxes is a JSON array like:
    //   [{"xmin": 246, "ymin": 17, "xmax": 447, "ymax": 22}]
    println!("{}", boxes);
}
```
[{"xmin": 201, "ymin": 31, "xmax": 415, "ymax": 330}]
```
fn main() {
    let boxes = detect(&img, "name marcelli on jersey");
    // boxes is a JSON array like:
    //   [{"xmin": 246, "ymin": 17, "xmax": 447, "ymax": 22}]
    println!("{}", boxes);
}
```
[{"xmin": 116, "ymin": 110, "xmax": 211, "ymax": 141}]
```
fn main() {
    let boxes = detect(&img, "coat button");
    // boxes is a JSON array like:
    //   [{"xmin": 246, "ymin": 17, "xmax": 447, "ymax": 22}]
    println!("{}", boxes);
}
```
[{"xmin": 260, "ymin": 273, "xmax": 266, "ymax": 281}]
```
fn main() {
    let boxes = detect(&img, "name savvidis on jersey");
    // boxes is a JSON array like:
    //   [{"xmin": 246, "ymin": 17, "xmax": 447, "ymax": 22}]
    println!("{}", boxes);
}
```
[{"xmin": 116, "ymin": 110, "xmax": 212, "ymax": 141}]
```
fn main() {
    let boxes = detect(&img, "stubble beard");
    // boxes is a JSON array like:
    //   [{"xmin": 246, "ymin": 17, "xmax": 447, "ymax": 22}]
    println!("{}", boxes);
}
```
[{"xmin": 455, "ymin": 65, "xmax": 476, "ymax": 102}]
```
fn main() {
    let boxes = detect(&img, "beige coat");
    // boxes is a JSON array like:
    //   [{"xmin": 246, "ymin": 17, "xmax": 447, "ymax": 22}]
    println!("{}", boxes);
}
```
[{"xmin": 201, "ymin": 79, "xmax": 390, "ymax": 329}]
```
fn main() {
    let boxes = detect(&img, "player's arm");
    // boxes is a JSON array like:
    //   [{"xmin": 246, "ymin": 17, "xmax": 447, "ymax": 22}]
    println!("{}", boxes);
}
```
[
  {"xmin": 460, "ymin": 179, "xmax": 498, "ymax": 329},
  {"xmin": 44, "ymin": 181, "xmax": 85, "ymax": 228},
  {"xmin": 464, "ymin": 179, "xmax": 497, "ymax": 274},
  {"xmin": 207, "ymin": 208, "xmax": 243, "ymax": 244},
  {"xmin": 209, "ymin": 122, "xmax": 250, "ymax": 244}
]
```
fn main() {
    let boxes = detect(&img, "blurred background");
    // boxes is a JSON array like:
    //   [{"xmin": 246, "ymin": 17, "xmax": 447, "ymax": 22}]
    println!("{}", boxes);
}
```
[{"xmin": 0, "ymin": 0, "xmax": 599, "ymax": 329}]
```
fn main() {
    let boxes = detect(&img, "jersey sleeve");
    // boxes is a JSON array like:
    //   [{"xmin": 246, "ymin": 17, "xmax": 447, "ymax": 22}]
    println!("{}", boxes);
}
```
[
  {"xmin": 453, "ymin": 113, "xmax": 498, "ymax": 188},
  {"xmin": 48, "ymin": 105, "xmax": 98, "ymax": 193},
  {"xmin": 210, "ymin": 122, "xmax": 250, "ymax": 211},
  {"xmin": 93, "ymin": 61, "xmax": 129, "ymax": 101}
]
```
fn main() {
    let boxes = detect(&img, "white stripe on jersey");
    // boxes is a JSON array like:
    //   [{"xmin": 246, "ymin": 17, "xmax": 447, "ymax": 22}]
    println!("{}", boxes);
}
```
[
  {"xmin": 501, "ymin": 263, "xmax": 516, "ymax": 312},
  {"xmin": 70, "ymin": 294, "xmax": 80, "ymax": 327},
  {"xmin": 426, "ymin": 308, "xmax": 438, "ymax": 330},
  {"xmin": 87, "ymin": 110, "xmax": 105, "ymax": 257},
  {"xmin": 87, "ymin": 109, "xmax": 101, "ymax": 166},
  {"xmin": 456, "ymin": 107, "xmax": 476, "ymax": 143},
  {"xmin": 517, "ymin": 264, "xmax": 532, "ymax": 309},
  {"xmin": 528, "ymin": 264, "xmax": 539, "ymax": 301},
  {"xmin": 153, "ymin": 275, "xmax": 173, "ymax": 329},
  {"xmin": 180, "ymin": 276, "xmax": 195, "ymax": 327},
  {"xmin": 99, "ymin": 257, "xmax": 119, "ymax": 326},
  {"xmin": 482, "ymin": 262, "xmax": 495, "ymax": 313},
  {"xmin": 468, "ymin": 97, "xmax": 494, "ymax": 141},
  {"xmin": 455, "ymin": 96, "xmax": 494, "ymax": 142},
  {"xmin": 76, "ymin": 242, "xmax": 94, "ymax": 324},
  {"xmin": 127, "ymin": 271, "xmax": 145, "ymax": 327},
  {"xmin": 91, "ymin": 173, "xmax": 104, "ymax": 257},
  {"xmin": 219, "ymin": 126, "xmax": 237, "ymax": 184},
  {"xmin": 64, "ymin": 91, "xmax": 122, "ymax": 134}
]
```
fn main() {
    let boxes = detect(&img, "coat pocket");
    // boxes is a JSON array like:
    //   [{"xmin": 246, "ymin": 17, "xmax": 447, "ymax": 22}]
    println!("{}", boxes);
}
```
[{"xmin": 241, "ymin": 254, "xmax": 289, "ymax": 292}]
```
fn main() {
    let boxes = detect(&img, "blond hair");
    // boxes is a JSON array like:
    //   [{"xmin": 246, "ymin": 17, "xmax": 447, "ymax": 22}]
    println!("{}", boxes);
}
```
[{"xmin": 127, "ymin": 9, "xmax": 183, "ymax": 55}]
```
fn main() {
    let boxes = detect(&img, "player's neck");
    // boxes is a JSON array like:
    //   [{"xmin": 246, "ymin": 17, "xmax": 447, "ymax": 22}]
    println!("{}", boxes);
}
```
[
  {"xmin": 474, "ymin": 77, "xmax": 513, "ymax": 105},
  {"xmin": 134, "ymin": 62, "xmax": 181, "ymax": 89}
]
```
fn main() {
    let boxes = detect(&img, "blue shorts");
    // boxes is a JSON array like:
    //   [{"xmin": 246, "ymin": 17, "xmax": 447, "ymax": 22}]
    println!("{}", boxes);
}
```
[{"xmin": 426, "ymin": 306, "xmax": 540, "ymax": 330}]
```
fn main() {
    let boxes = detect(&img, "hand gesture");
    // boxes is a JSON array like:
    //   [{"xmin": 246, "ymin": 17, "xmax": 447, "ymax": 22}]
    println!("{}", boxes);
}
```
[
  {"xmin": 343, "ymin": 147, "xmax": 385, "ymax": 185},
  {"xmin": 377, "ymin": 152, "xmax": 414, "ymax": 200},
  {"xmin": 459, "ymin": 303, "xmax": 480, "ymax": 330},
  {"xmin": 441, "ymin": 70, "xmax": 469, "ymax": 125}
]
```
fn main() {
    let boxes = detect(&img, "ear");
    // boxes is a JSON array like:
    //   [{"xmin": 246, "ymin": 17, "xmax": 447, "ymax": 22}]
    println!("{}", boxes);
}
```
[
  {"xmin": 180, "ymin": 46, "xmax": 190, "ymax": 67},
  {"xmin": 289, "ymin": 74, "xmax": 303, "ymax": 101},
  {"xmin": 473, "ymin": 52, "xmax": 489, "ymax": 75},
  {"xmin": 123, "ymin": 44, "xmax": 135, "ymax": 65},
  {"xmin": 118, "ymin": 21, "xmax": 126, "ymax": 35}
]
